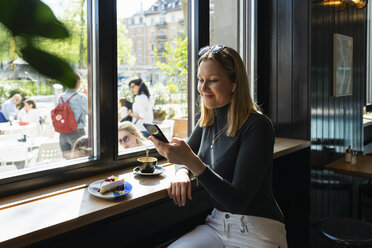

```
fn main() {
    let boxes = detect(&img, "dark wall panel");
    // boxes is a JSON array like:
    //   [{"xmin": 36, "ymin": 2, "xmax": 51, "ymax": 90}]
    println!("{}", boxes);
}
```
[
  {"xmin": 258, "ymin": 1, "xmax": 311, "ymax": 247},
  {"xmin": 258, "ymin": 0, "xmax": 310, "ymax": 140},
  {"xmin": 311, "ymin": 2, "xmax": 366, "ymax": 165}
]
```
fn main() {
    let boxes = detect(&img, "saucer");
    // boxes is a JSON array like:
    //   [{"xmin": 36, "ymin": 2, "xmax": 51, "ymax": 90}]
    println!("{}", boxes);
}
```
[
  {"xmin": 88, "ymin": 180, "xmax": 132, "ymax": 200},
  {"xmin": 133, "ymin": 165, "xmax": 165, "ymax": 175}
]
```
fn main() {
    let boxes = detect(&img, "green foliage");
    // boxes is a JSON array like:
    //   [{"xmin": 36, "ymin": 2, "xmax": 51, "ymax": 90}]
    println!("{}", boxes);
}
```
[
  {"xmin": 0, "ymin": 85, "xmax": 6, "ymax": 103},
  {"xmin": 7, "ymin": 87, "xmax": 32, "ymax": 100},
  {"xmin": 0, "ymin": 0, "xmax": 76, "ymax": 88},
  {"xmin": 37, "ymin": 0, "xmax": 88, "ymax": 68},
  {"xmin": 0, "ymin": 0, "xmax": 69, "ymax": 38},
  {"xmin": 22, "ymin": 45, "xmax": 76, "ymax": 88},
  {"xmin": 150, "ymin": 83, "xmax": 169, "ymax": 107},
  {"xmin": 117, "ymin": 21, "xmax": 135, "ymax": 65},
  {"xmin": 155, "ymin": 34, "xmax": 188, "ymax": 116},
  {"xmin": 118, "ymin": 81, "xmax": 133, "ymax": 102},
  {"xmin": 0, "ymin": 24, "xmax": 11, "ymax": 62},
  {"xmin": 155, "ymin": 35, "xmax": 188, "ymax": 91},
  {"xmin": 0, "ymin": 80, "xmax": 53, "ymax": 104}
]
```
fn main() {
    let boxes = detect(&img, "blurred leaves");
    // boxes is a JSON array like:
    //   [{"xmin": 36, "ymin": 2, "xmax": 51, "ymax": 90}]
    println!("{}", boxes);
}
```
[
  {"xmin": 0, "ymin": 0, "xmax": 69, "ymax": 38},
  {"xmin": 0, "ymin": 0, "xmax": 76, "ymax": 88},
  {"xmin": 22, "ymin": 45, "xmax": 76, "ymax": 88}
]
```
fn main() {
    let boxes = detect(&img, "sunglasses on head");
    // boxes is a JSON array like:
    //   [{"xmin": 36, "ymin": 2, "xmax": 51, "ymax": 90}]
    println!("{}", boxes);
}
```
[
  {"xmin": 198, "ymin": 45, "xmax": 226, "ymax": 56},
  {"xmin": 119, "ymin": 135, "xmax": 130, "ymax": 144}
]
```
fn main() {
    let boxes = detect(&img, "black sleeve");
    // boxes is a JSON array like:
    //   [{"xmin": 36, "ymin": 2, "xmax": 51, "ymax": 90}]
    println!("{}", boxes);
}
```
[{"xmin": 197, "ymin": 116, "xmax": 275, "ymax": 213}]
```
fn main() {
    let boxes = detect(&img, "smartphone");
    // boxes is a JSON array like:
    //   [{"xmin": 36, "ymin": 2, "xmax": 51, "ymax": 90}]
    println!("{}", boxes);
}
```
[{"xmin": 143, "ymin": 123, "xmax": 169, "ymax": 143}]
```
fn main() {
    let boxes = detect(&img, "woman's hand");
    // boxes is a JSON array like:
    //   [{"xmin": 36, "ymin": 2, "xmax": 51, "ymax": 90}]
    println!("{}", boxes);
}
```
[
  {"xmin": 167, "ymin": 168, "xmax": 192, "ymax": 207},
  {"xmin": 127, "ymin": 109, "xmax": 132, "ymax": 116},
  {"xmin": 148, "ymin": 137, "xmax": 206, "ymax": 176}
]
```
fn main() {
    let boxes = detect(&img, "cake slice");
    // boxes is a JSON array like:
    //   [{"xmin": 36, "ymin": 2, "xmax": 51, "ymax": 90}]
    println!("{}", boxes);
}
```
[{"xmin": 99, "ymin": 176, "xmax": 125, "ymax": 194}]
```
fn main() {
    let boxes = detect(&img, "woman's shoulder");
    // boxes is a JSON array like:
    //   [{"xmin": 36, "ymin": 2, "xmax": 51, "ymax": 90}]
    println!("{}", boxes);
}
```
[
  {"xmin": 135, "ymin": 94, "xmax": 149, "ymax": 101},
  {"xmin": 29, "ymin": 108, "xmax": 39, "ymax": 114},
  {"xmin": 243, "ymin": 112, "xmax": 274, "ymax": 132}
]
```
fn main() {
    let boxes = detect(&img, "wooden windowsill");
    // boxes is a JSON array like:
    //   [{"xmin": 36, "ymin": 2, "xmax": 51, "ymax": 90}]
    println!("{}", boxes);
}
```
[
  {"xmin": 0, "ymin": 137, "xmax": 310, "ymax": 248},
  {"xmin": 0, "ymin": 162, "xmax": 176, "ymax": 248}
]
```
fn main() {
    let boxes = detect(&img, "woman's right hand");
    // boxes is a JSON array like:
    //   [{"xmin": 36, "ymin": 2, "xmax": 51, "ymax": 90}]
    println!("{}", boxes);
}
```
[{"xmin": 167, "ymin": 168, "xmax": 192, "ymax": 207}]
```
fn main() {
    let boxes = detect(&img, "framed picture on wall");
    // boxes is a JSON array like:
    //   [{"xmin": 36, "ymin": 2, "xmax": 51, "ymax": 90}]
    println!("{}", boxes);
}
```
[{"xmin": 333, "ymin": 33, "xmax": 353, "ymax": 97}]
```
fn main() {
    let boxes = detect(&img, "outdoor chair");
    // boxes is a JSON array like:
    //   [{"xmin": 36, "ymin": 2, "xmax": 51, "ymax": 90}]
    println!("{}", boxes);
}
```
[
  {"xmin": 0, "ymin": 145, "xmax": 30, "ymax": 167},
  {"xmin": 36, "ymin": 142, "xmax": 63, "ymax": 162}
]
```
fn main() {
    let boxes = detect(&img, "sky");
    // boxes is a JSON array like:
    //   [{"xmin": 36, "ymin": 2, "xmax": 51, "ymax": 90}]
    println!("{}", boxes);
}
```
[{"xmin": 42, "ymin": 0, "xmax": 157, "ymax": 19}]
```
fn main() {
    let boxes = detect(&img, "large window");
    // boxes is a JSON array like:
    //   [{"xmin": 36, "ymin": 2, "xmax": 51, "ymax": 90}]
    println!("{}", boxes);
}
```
[
  {"xmin": 0, "ymin": 0, "xmax": 255, "ymax": 197},
  {"xmin": 117, "ymin": 0, "xmax": 188, "ymax": 156},
  {"xmin": 0, "ymin": 0, "xmax": 95, "ymax": 178},
  {"xmin": 210, "ymin": 0, "xmax": 256, "ymax": 100}
]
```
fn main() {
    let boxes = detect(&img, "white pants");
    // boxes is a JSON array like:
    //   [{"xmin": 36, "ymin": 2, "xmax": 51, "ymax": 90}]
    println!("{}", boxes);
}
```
[{"xmin": 168, "ymin": 209, "xmax": 288, "ymax": 248}]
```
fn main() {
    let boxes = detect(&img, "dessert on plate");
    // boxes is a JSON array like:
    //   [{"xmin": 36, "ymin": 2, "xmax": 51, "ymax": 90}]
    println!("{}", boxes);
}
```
[{"xmin": 98, "ymin": 176, "xmax": 125, "ymax": 194}]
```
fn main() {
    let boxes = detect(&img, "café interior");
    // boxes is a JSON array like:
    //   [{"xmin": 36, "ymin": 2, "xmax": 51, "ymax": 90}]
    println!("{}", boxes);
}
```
[{"xmin": 1, "ymin": 0, "xmax": 372, "ymax": 247}]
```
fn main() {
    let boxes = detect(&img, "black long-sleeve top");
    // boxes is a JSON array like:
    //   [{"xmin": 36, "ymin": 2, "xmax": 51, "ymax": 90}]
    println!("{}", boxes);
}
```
[{"xmin": 187, "ymin": 104, "xmax": 284, "ymax": 222}]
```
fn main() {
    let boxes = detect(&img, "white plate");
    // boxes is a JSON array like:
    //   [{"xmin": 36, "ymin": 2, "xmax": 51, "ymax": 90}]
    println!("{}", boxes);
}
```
[
  {"xmin": 88, "ymin": 180, "xmax": 132, "ymax": 199},
  {"xmin": 133, "ymin": 165, "xmax": 165, "ymax": 176}
]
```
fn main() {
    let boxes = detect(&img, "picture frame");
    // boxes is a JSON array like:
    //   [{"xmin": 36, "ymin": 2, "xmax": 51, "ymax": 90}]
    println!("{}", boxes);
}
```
[{"xmin": 333, "ymin": 33, "xmax": 353, "ymax": 97}]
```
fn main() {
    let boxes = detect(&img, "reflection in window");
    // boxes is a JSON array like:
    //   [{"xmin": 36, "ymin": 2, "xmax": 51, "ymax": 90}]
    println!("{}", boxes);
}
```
[
  {"xmin": 117, "ymin": 0, "xmax": 188, "ymax": 155},
  {"xmin": 0, "ymin": 0, "xmax": 93, "ymax": 176}
]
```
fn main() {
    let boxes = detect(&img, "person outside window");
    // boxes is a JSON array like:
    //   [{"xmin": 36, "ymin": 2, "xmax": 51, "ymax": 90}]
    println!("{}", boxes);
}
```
[
  {"xmin": 0, "ymin": 94, "xmax": 22, "ymax": 123},
  {"xmin": 149, "ymin": 45, "xmax": 287, "ymax": 248},
  {"xmin": 70, "ymin": 135, "xmax": 90, "ymax": 159},
  {"xmin": 118, "ymin": 98, "xmax": 132, "ymax": 122},
  {"xmin": 118, "ymin": 121, "xmax": 147, "ymax": 149},
  {"xmin": 127, "ymin": 78, "xmax": 153, "ymax": 138},
  {"xmin": 58, "ymin": 74, "xmax": 88, "ymax": 158},
  {"xmin": 18, "ymin": 99, "xmax": 40, "ymax": 125}
]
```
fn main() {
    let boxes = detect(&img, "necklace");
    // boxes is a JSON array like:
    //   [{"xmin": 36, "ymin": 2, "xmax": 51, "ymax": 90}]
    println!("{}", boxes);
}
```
[{"xmin": 210, "ymin": 125, "xmax": 227, "ymax": 149}]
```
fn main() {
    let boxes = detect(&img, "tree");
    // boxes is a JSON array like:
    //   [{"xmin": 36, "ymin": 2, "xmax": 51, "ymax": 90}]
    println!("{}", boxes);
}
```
[
  {"xmin": 155, "ymin": 34, "xmax": 188, "ymax": 115},
  {"xmin": 0, "ymin": 0, "xmax": 76, "ymax": 88},
  {"xmin": 36, "ymin": 0, "xmax": 88, "ymax": 69},
  {"xmin": 117, "ymin": 20, "xmax": 135, "ymax": 65}
]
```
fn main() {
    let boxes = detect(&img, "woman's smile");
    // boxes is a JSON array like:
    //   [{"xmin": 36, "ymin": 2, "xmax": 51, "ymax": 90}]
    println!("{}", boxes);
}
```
[{"xmin": 197, "ymin": 59, "xmax": 235, "ymax": 109}]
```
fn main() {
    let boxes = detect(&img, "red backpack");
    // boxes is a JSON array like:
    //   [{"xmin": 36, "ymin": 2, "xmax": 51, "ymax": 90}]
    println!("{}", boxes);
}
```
[{"xmin": 51, "ymin": 93, "xmax": 79, "ymax": 133}]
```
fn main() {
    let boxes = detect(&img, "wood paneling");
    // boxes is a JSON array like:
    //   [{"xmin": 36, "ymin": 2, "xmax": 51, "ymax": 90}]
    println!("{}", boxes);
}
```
[
  {"xmin": 258, "ymin": 0, "xmax": 310, "ymax": 140},
  {"xmin": 311, "ymin": 2, "xmax": 366, "ymax": 165}
]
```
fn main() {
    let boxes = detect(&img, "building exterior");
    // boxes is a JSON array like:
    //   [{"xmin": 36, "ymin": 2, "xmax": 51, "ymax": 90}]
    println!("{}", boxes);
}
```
[{"xmin": 121, "ymin": 0, "xmax": 185, "ymax": 85}]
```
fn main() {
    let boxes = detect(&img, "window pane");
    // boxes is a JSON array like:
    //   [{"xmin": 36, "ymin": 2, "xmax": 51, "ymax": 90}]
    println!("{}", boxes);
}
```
[
  {"xmin": 210, "ymin": 0, "xmax": 239, "ymax": 50},
  {"xmin": 117, "ymin": 0, "xmax": 188, "ymax": 155},
  {"xmin": 0, "ymin": 0, "xmax": 95, "ymax": 176}
]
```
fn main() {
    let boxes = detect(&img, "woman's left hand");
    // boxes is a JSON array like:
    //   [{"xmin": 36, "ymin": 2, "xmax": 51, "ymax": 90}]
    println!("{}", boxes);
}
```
[{"xmin": 148, "ymin": 137, "xmax": 206, "ymax": 175}]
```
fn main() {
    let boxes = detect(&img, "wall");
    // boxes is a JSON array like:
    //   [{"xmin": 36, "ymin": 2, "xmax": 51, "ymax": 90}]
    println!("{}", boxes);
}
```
[
  {"xmin": 311, "ymin": 3, "xmax": 366, "ymax": 165},
  {"xmin": 257, "ymin": 0, "xmax": 310, "ymax": 140}
]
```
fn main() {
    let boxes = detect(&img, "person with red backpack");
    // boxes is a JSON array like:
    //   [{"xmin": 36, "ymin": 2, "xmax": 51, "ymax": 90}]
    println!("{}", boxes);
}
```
[{"xmin": 52, "ymin": 74, "xmax": 88, "ymax": 158}]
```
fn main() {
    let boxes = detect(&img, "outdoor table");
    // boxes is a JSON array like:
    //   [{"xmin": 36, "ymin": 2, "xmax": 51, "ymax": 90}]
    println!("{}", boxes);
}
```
[{"xmin": 0, "ymin": 122, "xmax": 38, "ymax": 137}]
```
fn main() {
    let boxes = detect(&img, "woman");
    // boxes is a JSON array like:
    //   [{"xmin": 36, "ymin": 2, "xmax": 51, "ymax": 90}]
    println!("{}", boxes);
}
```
[
  {"xmin": 70, "ymin": 135, "xmax": 90, "ymax": 159},
  {"xmin": 127, "ymin": 78, "xmax": 153, "ymax": 138},
  {"xmin": 118, "ymin": 121, "xmax": 147, "ymax": 149},
  {"xmin": 18, "ymin": 99, "xmax": 40, "ymax": 126},
  {"xmin": 118, "ymin": 98, "xmax": 128, "ymax": 121},
  {"xmin": 118, "ymin": 98, "xmax": 132, "ymax": 122},
  {"xmin": 149, "ymin": 45, "xmax": 287, "ymax": 248}
]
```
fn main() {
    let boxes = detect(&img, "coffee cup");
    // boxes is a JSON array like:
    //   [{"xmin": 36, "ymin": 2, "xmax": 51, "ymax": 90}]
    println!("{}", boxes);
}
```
[{"xmin": 137, "ymin": 157, "xmax": 157, "ymax": 173}]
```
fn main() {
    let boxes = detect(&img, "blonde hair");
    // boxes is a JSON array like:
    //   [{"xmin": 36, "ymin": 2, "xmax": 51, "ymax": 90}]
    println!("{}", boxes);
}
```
[
  {"xmin": 198, "ymin": 46, "xmax": 259, "ymax": 137},
  {"xmin": 118, "ymin": 121, "xmax": 147, "ymax": 146}
]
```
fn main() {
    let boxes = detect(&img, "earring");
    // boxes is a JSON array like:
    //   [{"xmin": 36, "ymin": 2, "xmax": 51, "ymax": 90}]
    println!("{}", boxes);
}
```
[{"xmin": 232, "ymin": 85, "xmax": 236, "ymax": 92}]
